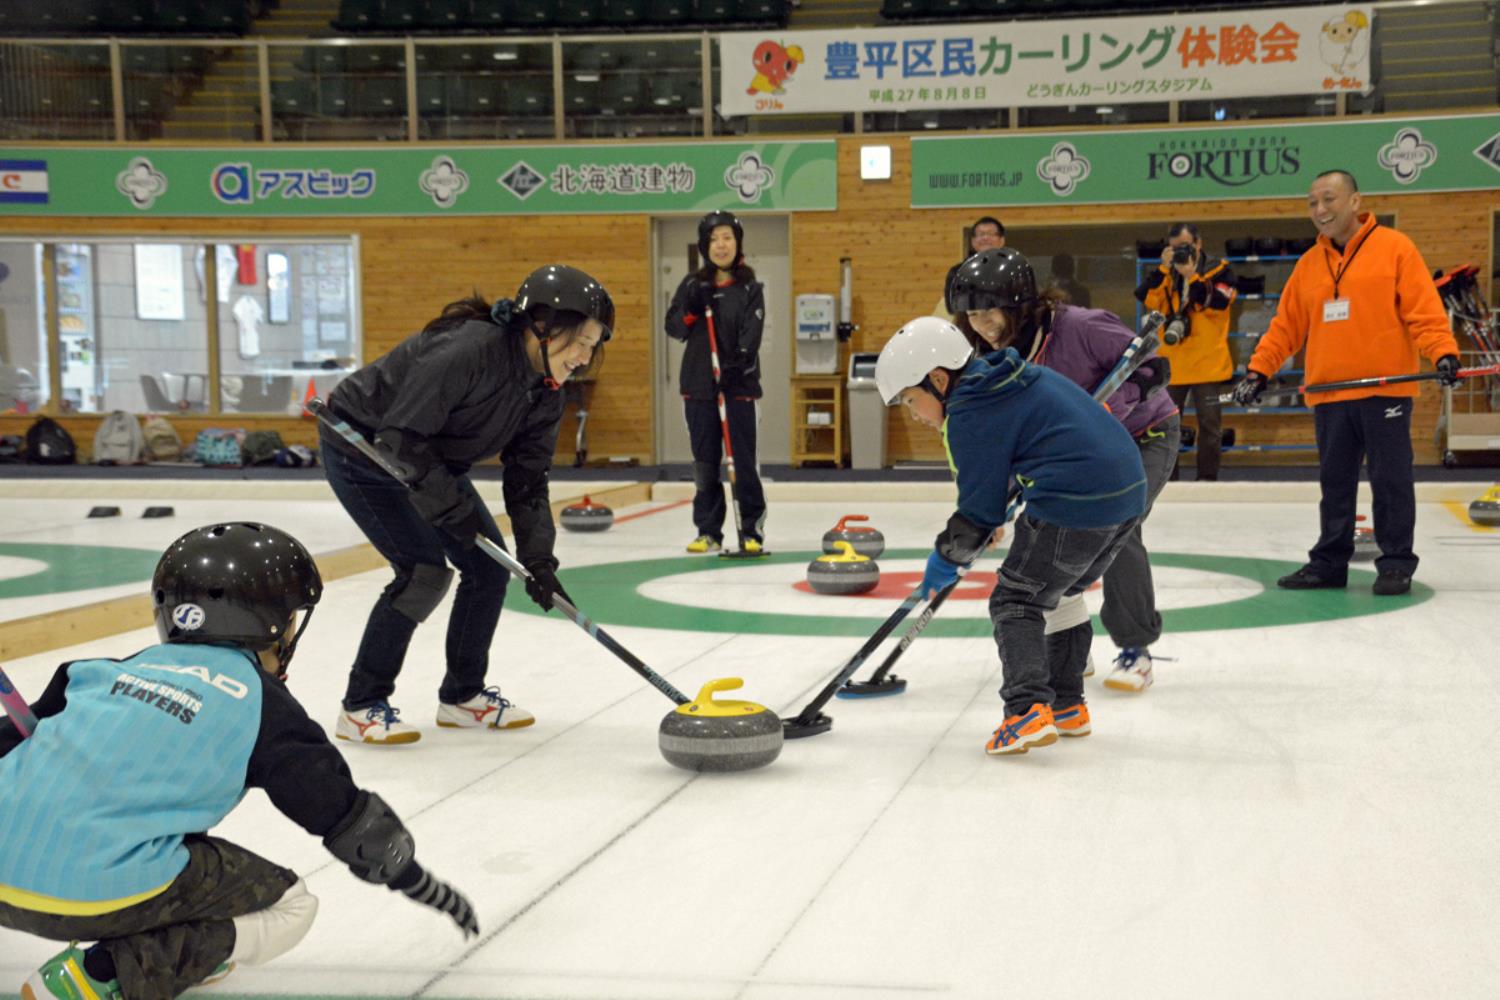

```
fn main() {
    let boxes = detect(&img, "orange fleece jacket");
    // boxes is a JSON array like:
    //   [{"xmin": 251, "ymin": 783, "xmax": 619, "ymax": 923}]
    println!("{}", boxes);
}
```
[{"xmin": 1248, "ymin": 213, "xmax": 1457, "ymax": 406}]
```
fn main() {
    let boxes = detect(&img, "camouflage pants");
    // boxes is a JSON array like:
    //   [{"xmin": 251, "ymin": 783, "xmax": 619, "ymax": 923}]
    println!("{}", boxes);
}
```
[{"xmin": 0, "ymin": 835, "xmax": 298, "ymax": 1000}]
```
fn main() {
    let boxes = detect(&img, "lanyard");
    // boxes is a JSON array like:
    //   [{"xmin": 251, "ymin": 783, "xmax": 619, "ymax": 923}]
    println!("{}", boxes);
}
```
[{"xmin": 1322, "ymin": 221, "xmax": 1377, "ymax": 300}]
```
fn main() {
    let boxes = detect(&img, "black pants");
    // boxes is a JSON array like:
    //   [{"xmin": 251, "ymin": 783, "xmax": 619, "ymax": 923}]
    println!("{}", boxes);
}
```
[
  {"xmin": 321, "ymin": 437, "xmax": 510, "ymax": 710},
  {"xmin": 685, "ymin": 397, "xmax": 766, "ymax": 544},
  {"xmin": 0, "ymin": 836, "xmax": 297, "ymax": 1000},
  {"xmin": 1167, "ymin": 382, "xmax": 1225, "ymax": 480},
  {"xmin": 1309, "ymin": 396, "xmax": 1418, "ymax": 577}
]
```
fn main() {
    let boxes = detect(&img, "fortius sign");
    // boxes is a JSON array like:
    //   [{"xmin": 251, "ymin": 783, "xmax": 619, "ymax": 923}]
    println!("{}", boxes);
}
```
[
  {"xmin": 1146, "ymin": 134, "xmax": 1301, "ymax": 188},
  {"xmin": 912, "ymin": 113, "xmax": 1500, "ymax": 207}
]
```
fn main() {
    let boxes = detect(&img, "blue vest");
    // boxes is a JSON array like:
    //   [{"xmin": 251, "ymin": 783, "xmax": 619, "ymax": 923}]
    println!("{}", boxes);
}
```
[{"xmin": 0, "ymin": 643, "xmax": 263, "ymax": 908}]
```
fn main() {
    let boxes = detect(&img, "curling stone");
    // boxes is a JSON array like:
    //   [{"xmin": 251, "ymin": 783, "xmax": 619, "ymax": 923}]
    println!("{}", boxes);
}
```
[
  {"xmin": 822, "ymin": 514, "xmax": 885, "ymax": 558},
  {"xmin": 658, "ymin": 678, "xmax": 783, "ymax": 772},
  {"xmin": 560, "ymin": 495, "xmax": 613, "ymax": 532},
  {"xmin": 1470, "ymin": 486, "xmax": 1500, "ymax": 527},
  {"xmin": 1351, "ymin": 515, "xmax": 1378, "ymax": 562},
  {"xmin": 807, "ymin": 541, "xmax": 880, "ymax": 595}
]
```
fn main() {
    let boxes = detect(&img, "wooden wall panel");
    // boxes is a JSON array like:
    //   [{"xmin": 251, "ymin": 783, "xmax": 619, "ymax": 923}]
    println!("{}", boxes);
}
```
[{"xmin": 3, "ymin": 128, "xmax": 1493, "ymax": 468}]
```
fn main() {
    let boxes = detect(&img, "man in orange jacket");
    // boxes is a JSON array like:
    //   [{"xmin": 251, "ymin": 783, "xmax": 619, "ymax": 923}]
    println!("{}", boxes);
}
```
[{"xmin": 1232, "ymin": 169, "xmax": 1460, "ymax": 595}]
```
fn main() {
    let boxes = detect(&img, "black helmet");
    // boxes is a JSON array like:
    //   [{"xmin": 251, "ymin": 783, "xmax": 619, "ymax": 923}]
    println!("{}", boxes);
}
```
[
  {"xmin": 515, "ymin": 264, "xmax": 614, "ymax": 343},
  {"xmin": 947, "ymin": 247, "xmax": 1038, "ymax": 315},
  {"xmin": 697, "ymin": 210, "xmax": 744, "ymax": 267},
  {"xmin": 152, "ymin": 523, "xmax": 321, "ymax": 656}
]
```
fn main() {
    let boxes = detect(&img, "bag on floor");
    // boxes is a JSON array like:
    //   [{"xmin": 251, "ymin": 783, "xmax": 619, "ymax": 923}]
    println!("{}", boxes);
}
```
[
  {"xmin": 274, "ymin": 444, "xmax": 316, "ymax": 467},
  {"xmin": 0, "ymin": 434, "xmax": 23, "ymax": 463},
  {"xmin": 192, "ymin": 428, "xmax": 245, "ymax": 467},
  {"xmin": 142, "ymin": 415, "xmax": 184, "ymax": 462},
  {"xmin": 25, "ymin": 417, "xmax": 76, "ymax": 464},
  {"xmin": 241, "ymin": 429, "xmax": 286, "ymax": 466},
  {"xmin": 92, "ymin": 410, "xmax": 145, "ymax": 465}
]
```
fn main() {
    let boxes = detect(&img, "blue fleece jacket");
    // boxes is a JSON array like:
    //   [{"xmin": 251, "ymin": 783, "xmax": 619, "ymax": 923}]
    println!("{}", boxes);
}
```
[{"xmin": 944, "ymin": 349, "xmax": 1147, "ymax": 530}]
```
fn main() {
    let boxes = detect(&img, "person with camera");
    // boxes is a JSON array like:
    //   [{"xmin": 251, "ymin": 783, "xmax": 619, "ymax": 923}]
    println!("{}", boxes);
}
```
[
  {"xmin": 1231, "ymin": 169, "xmax": 1459, "ymax": 596},
  {"xmin": 1134, "ymin": 223, "xmax": 1237, "ymax": 481}
]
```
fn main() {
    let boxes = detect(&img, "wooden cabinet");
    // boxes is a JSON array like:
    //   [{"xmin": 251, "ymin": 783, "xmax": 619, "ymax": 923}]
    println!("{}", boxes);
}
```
[{"xmin": 790, "ymin": 375, "xmax": 844, "ymax": 467}]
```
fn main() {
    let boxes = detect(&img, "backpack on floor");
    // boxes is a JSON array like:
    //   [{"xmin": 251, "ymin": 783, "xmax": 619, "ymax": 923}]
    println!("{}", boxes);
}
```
[
  {"xmin": 24, "ymin": 417, "xmax": 76, "ymax": 465},
  {"xmin": 192, "ymin": 428, "xmax": 245, "ymax": 467},
  {"xmin": 92, "ymin": 410, "xmax": 145, "ymax": 465},
  {"xmin": 142, "ymin": 415, "xmax": 184, "ymax": 462},
  {"xmin": 241, "ymin": 429, "xmax": 286, "ymax": 466}
]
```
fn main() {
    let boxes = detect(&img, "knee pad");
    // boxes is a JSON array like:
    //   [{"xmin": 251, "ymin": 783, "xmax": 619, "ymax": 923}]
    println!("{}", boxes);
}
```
[
  {"xmin": 390, "ymin": 563, "xmax": 454, "ymax": 622},
  {"xmin": 1044, "ymin": 592, "xmax": 1090, "ymax": 634},
  {"xmin": 229, "ymin": 879, "xmax": 318, "ymax": 966},
  {"xmin": 692, "ymin": 461, "xmax": 720, "ymax": 492}
]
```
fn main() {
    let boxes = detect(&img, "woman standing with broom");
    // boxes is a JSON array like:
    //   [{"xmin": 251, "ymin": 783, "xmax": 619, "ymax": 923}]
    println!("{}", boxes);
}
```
[{"xmin": 665, "ymin": 210, "xmax": 768, "ymax": 556}]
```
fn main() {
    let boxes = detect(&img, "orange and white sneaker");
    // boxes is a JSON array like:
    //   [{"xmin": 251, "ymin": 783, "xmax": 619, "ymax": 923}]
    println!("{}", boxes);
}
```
[
  {"xmin": 336, "ymin": 701, "xmax": 421, "ymax": 745},
  {"xmin": 437, "ymin": 686, "xmax": 535, "ymax": 730},
  {"xmin": 985, "ymin": 703, "xmax": 1058, "ymax": 756},
  {"xmin": 1053, "ymin": 702, "xmax": 1091, "ymax": 738}
]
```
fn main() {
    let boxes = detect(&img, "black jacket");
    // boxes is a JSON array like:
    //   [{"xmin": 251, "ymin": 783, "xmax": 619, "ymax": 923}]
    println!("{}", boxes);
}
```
[
  {"xmin": 324, "ymin": 318, "xmax": 561, "ymax": 568},
  {"xmin": 665, "ymin": 275, "xmax": 765, "ymax": 400}
]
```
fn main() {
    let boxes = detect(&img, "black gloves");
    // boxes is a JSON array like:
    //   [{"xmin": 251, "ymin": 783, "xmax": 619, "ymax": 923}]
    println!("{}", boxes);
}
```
[
  {"xmin": 443, "ymin": 504, "xmax": 487, "ymax": 550},
  {"xmin": 1436, "ymin": 354, "xmax": 1462, "ymax": 386},
  {"xmin": 396, "ymin": 865, "xmax": 479, "ymax": 939},
  {"xmin": 1232, "ymin": 371, "xmax": 1268, "ymax": 405},
  {"xmin": 689, "ymin": 281, "xmax": 716, "ymax": 317},
  {"xmin": 523, "ymin": 559, "xmax": 573, "ymax": 612},
  {"xmin": 1126, "ymin": 358, "xmax": 1171, "ymax": 400}
]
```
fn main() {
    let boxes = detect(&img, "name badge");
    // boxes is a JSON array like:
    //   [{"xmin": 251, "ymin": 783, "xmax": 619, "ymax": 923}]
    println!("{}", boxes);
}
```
[{"xmin": 1323, "ymin": 298, "xmax": 1350, "ymax": 322}]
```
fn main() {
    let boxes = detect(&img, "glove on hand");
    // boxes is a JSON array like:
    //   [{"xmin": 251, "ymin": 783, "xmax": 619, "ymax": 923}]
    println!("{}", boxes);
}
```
[
  {"xmin": 399, "ymin": 867, "xmax": 479, "ymax": 939},
  {"xmin": 1126, "ymin": 359, "xmax": 1171, "ymax": 400},
  {"xmin": 920, "ymin": 550, "xmax": 961, "ymax": 600},
  {"xmin": 443, "ymin": 505, "xmax": 487, "ymax": 550},
  {"xmin": 523, "ymin": 560, "xmax": 573, "ymax": 612},
  {"xmin": 1232, "ymin": 371, "xmax": 1268, "ymax": 405},
  {"xmin": 1436, "ymin": 354, "xmax": 1462, "ymax": 387},
  {"xmin": 690, "ymin": 281, "xmax": 716, "ymax": 317}
]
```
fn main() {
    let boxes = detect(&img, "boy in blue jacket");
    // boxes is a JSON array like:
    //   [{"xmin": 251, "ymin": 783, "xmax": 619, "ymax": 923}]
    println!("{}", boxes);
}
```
[
  {"xmin": 0, "ymin": 523, "xmax": 477, "ymax": 1000},
  {"xmin": 874, "ymin": 317, "xmax": 1148, "ymax": 755}
]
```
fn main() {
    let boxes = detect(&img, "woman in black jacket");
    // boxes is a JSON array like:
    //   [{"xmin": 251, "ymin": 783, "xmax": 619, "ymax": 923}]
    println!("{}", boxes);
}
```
[
  {"xmin": 665, "ymin": 211, "xmax": 767, "ymax": 554},
  {"xmin": 319, "ymin": 264, "xmax": 613, "ymax": 745}
]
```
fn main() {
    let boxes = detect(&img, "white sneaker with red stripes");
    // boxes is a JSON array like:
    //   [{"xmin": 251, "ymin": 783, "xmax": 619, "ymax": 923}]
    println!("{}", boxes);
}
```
[
  {"xmin": 437, "ymin": 687, "xmax": 535, "ymax": 730},
  {"xmin": 335, "ymin": 701, "xmax": 421, "ymax": 745}
]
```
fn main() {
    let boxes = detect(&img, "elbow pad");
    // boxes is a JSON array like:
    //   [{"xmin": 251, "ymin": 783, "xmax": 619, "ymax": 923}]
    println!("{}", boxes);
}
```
[
  {"xmin": 323, "ymin": 791, "xmax": 416, "ymax": 886},
  {"xmin": 935, "ymin": 510, "xmax": 991, "ymax": 565}
]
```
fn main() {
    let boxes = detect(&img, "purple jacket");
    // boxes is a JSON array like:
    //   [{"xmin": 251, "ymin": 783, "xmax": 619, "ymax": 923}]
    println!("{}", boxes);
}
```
[{"xmin": 1034, "ymin": 305, "xmax": 1178, "ymax": 438}]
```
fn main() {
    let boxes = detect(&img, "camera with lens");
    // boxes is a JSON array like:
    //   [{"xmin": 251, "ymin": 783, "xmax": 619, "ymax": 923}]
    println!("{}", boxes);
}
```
[
  {"xmin": 1171, "ymin": 243, "xmax": 1197, "ymax": 267},
  {"xmin": 1162, "ymin": 315, "xmax": 1189, "ymax": 346}
]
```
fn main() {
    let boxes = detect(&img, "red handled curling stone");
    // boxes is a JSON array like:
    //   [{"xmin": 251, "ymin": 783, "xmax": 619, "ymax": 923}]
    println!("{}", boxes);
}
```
[
  {"xmin": 821, "ymin": 514, "xmax": 885, "ymax": 559},
  {"xmin": 807, "ymin": 541, "xmax": 880, "ymax": 595},
  {"xmin": 1470, "ymin": 486, "xmax": 1500, "ymax": 527},
  {"xmin": 658, "ymin": 678, "xmax": 783, "ymax": 772},
  {"xmin": 1351, "ymin": 515, "xmax": 1378, "ymax": 562},
  {"xmin": 559, "ymin": 495, "xmax": 614, "ymax": 533}
]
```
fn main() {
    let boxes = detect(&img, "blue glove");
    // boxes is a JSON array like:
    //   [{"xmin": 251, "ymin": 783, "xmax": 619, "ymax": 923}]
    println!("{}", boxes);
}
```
[{"xmin": 920, "ymin": 550, "xmax": 961, "ymax": 600}]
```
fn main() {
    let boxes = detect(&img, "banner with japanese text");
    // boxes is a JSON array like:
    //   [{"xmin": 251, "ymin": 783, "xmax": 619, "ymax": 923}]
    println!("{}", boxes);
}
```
[
  {"xmin": 910, "ymin": 113, "xmax": 1500, "ymax": 207},
  {"xmin": 0, "ymin": 141, "xmax": 836, "ymax": 216},
  {"xmin": 720, "ymin": 5, "xmax": 1372, "ymax": 116}
]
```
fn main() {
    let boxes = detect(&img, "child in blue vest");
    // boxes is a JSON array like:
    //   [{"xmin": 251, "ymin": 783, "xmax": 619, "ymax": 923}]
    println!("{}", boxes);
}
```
[
  {"xmin": 874, "ymin": 318, "xmax": 1148, "ymax": 755},
  {"xmin": 0, "ymin": 523, "xmax": 478, "ymax": 1000}
]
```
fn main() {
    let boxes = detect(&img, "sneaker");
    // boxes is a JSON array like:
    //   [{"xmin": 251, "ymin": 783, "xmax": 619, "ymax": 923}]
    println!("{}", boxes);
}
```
[
  {"xmin": 22, "ymin": 946, "xmax": 121, "ymax": 1000},
  {"xmin": 742, "ymin": 538, "xmax": 764, "ymax": 555},
  {"xmin": 985, "ymin": 703, "xmax": 1058, "ymax": 756},
  {"xmin": 1276, "ymin": 565, "xmax": 1346, "ymax": 589},
  {"xmin": 1053, "ymin": 702, "xmax": 1091, "ymax": 737},
  {"xmin": 1372, "ymin": 570, "xmax": 1412, "ymax": 596},
  {"xmin": 335, "ymin": 701, "xmax": 421, "ymax": 745},
  {"xmin": 1104, "ymin": 647, "xmax": 1154, "ymax": 693},
  {"xmin": 437, "ymin": 687, "xmax": 535, "ymax": 730},
  {"xmin": 686, "ymin": 535, "xmax": 722, "ymax": 554},
  {"xmin": 1082, "ymin": 653, "xmax": 1096, "ymax": 678}
]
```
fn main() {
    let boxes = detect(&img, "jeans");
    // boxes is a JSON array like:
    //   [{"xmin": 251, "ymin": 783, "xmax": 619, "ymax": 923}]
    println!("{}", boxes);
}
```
[
  {"xmin": 1309, "ymin": 396, "xmax": 1418, "ymax": 577},
  {"xmin": 321, "ymin": 438, "xmax": 510, "ymax": 710},
  {"xmin": 1099, "ymin": 414, "xmax": 1180, "ymax": 648},
  {"xmin": 992, "ymin": 512, "xmax": 1140, "ymax": 717},
  {"xmin": 0, "ymin": 837, "xmax": 296, "ymax": 1000}
]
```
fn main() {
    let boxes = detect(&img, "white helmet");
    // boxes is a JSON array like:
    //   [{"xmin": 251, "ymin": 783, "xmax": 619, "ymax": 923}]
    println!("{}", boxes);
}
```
[{"xmin": 875, "ymin": 316, "xmax": 974, "ymax": 405}]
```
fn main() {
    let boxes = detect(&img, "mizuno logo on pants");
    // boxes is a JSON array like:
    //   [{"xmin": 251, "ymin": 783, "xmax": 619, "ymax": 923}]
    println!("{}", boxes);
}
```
[{"xmin": 1385, "ymin": 406, "xmax": 1404, "ymax": 418}]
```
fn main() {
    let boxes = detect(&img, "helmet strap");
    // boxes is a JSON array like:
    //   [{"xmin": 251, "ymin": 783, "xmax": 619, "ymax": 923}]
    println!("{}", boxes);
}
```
[
  {"xmin": 274, "ymin": 608, "xmax": 316, "ymax": 681},
  {"xmin": 530, "ymin": 318, "xmax": 562, "ymax": 391}
]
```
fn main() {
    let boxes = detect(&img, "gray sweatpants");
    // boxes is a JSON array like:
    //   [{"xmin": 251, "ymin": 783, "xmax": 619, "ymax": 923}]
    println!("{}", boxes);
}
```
[
  {"xmin": 1098, "ymin": 414, "xmax": 1180, "ymax": 649},
  {"xmin": 0, "ymin": 836, "xmax": 297, "ymax": 1000}
]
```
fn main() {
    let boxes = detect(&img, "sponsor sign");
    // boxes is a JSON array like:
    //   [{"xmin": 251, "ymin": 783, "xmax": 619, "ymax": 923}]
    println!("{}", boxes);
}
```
[{"xmin": 0, "ymin": 159, "xmax": 48, "ymax": 204}]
